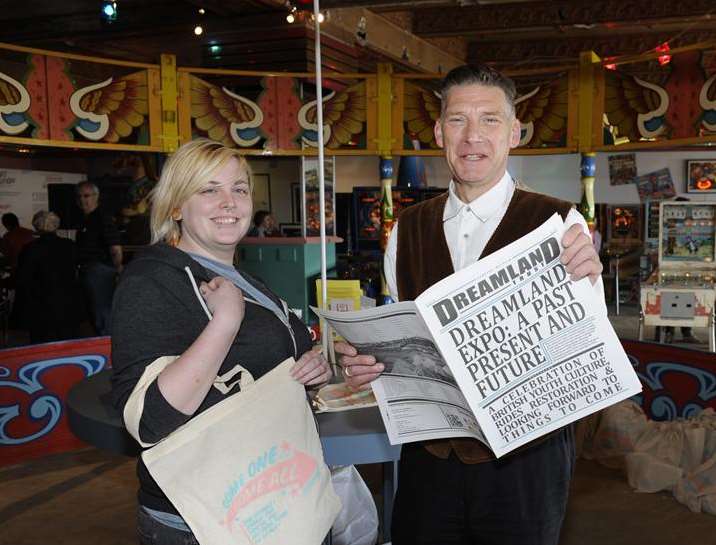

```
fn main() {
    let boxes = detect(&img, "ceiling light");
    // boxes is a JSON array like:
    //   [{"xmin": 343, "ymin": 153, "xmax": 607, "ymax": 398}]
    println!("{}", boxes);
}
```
[
  {"xmin": 287, "ymin": 12, "xmax": 295, "ymax": 23},
  {"xmin": 101, "ymin": 1, "xmax": 118, "ymax": 22},
  {"xmin": 194, "ymin": 25, "xmax": 203, "ymax": 36},
  {"xmin": 198, "ymin": 8, "xmax": 205, "ymax": 14}
]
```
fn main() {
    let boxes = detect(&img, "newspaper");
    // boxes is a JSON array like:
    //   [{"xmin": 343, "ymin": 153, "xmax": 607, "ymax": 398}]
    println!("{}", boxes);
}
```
[{"xmin": 315, "ymin": 214, "xmax": 642, "ymax": 458}]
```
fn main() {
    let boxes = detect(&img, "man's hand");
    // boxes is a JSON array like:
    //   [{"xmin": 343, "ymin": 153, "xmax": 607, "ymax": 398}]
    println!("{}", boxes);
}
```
[
  {"xmin": 334, "ymin": 341, "xmax": 384, "ymax": 391},
  {"xmin": 561, "ymin": 224, "xmax": 602, "ymax": 285}
]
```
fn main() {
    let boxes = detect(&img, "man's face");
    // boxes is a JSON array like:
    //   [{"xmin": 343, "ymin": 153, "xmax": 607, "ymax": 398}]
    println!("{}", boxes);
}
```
[
  {"xmin": 434, "ymin": 83, "xmax": 520, "ymax": 200},
  {"xmin": 77, "ymin": 187, "xmax": 99, "ymax": 214}
]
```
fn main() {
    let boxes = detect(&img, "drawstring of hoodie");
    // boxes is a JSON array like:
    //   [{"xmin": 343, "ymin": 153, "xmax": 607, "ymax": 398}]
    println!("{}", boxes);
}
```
[{"xmin": 183, "ymin": 266, "xmax": 298, "ymax": 357}]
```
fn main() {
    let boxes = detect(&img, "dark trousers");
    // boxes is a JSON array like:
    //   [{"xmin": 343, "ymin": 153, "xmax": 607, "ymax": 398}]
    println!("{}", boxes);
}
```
[
  {"xmin": 137, "ymin": 508, "xmax": 199, "ymax": 545},
  {"xmin": 392, "ymin": 426, "xmax": 575, "ymax": 545},
  {"xmin": 79, "ymin": 262, "xmax": 116, "ymax": 336}
]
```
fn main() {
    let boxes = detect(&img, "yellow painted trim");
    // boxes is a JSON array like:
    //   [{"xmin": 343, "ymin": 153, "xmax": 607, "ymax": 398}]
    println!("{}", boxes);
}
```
[
  {"xmin": 0, "ymin": 135, "xmax": 161, "ymax": 152},
  {"xmin": 389, "ymin": 147, "xmax": 578, "ymax": 156},
  {"xmin": 177, "ymin": 72, "xmax": 193, "ymax": 146},
  {"xmin": 365, "ymin": 77, "xmax": 378, "ymax": 151},
  {"xmin": 577, "ymin": 51, "xmax": 600, "ymax": 153},
  {"xmin": 147, "ymin": 68, "xmax": 163, "ymax": 149},
  {"xmin": 375, "ymin": 63, "xmax": 393, "ymax": 156},
  {"xmin": 592, "ymin": 67, "xmax": 605, "ymax": 147},
  {"xmin": 511, "ymin": 147, "xmax": 578, "ymax": 156},
  {"xmin": 160, "ymin": 54, "xmax": 179, "ymax": 153},
  {"xmin": 0, "ymin": 42, "xmax": 158, "ymax": 69},
  {"xmin": 394, "ymin": 64, "xmax": 577, "ymax": 80},
  {"xmin": 596, "ymin": 134, "xmax": 716, "ymax": 151},
  {"xmin": 391, "ymin": 77, "xmax": 405, "ymax": 153},
  {"xmin": 237, "ymin": 148, "xmax": 380, "ymax": 157},
  {"xmin": 566, "ymin": 69, "xmax": 579, "ymax": 149},
  {"xmin": 179, "ymin": 66, "xmax": 375, "ymax": 80}
]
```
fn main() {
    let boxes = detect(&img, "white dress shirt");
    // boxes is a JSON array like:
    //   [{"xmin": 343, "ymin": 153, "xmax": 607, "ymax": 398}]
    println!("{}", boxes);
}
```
[{"xmin": 384, "ymin": 172, "xmax": 606, "ymax": 310}]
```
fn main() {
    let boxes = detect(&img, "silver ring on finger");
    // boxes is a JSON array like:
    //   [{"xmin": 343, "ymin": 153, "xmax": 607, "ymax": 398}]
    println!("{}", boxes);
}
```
[{"xmin": 343, "ymin": 366, "xmax": 352, "ymax": 378}]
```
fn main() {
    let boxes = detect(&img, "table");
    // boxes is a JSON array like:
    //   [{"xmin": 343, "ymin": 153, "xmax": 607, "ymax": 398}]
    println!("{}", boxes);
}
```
[{"xmin": 66, "ymin": 370, "xmax": 400, "ymax": 540}]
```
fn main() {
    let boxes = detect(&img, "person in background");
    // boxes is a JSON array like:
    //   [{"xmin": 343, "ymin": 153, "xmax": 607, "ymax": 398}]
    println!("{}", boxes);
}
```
[
  {"xmin": 1, "ymin": 212, "xmax": 35, "ymax": 281},
  {"xmin": 248, "ymin": 209, "xmax": 280, "ymax": 237},
  {"xmin": 75, "ymin": 181, "xmax": 122, "ymax": 335},
  {"xmin": 16, "ymin": 211, "xmax": 80, "ymax": 343},
  {"xmin": 336, "ymin": 64, "xmax": 605, "ymax": 545},
  {"xmin": 110, "ymin": 139, "xmax": 330, "ymax": 545}
]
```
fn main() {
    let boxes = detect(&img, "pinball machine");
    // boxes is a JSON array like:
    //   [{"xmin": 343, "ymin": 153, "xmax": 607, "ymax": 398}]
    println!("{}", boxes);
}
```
[{"xmin": 639, "ymin": 201, "xmax": 716, "ymax": 350}]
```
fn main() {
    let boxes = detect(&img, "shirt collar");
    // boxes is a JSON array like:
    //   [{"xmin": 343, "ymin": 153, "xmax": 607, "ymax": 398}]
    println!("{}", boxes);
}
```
[{"xmin": 443, "ymin": 171, "xmax": 514, "ymax": 223}]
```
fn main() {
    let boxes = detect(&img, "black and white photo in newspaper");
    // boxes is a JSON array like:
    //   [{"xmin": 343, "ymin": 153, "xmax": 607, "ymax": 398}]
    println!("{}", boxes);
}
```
[
  {"xmin": 416, "ymin": 213, "xmax": 642, "ymax": 457},
  {"xmin": 313, "ymin": 303, "xmax": 487, "ymax": 445}
]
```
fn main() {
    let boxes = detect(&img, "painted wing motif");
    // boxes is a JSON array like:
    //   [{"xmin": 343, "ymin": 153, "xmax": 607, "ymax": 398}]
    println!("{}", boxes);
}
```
[
  {"xmin": 700, "ymin": 72, "xmax": 716, "ymax": 132},
  {"xmin": 70, "ymin": 71, "xmax": 147, "ymax": 142},
  {"xmin": 605, "ymin": 70, "xmax": 668, "ymax": 141},
  {"xmin": 298, "ymin": 81, "xmax": 366, "ymax": 148},
  {"xmin": 515, "ymin": 77, "xmax": 568, "ymax": 147},
  {"xmin": 403, "ymin": 81, "xmax": 440, "ymax": 148},
  {"xmin": 191, "ymin": 76, "xmax": 263, "ymax": 147},
  {"xmin": 0, "ymin": 71, "xmax": 31, "ymax": 135}
]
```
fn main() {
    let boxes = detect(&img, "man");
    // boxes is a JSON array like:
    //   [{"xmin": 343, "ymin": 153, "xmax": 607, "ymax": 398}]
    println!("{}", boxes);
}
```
[
  {"xmin": 337, "ymin": 64, "xmax": 605, "ymax": 545},
  {"xmin": 76, "ymin": 181, "xmax": 122, "ymax": 335}
]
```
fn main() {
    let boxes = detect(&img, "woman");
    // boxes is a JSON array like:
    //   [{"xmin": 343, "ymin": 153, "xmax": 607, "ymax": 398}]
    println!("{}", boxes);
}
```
[
  {"xmin": 16, "ymin": 210, "xmax": 80, "ymax": 343},
  {"xmin": 110, "ymin": 139, "xmax": 331, "ymax": 545}
]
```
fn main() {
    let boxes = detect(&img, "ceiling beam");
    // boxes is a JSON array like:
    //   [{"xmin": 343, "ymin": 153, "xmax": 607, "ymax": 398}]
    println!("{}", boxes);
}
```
[
  {"xmin": 323, "ymin": 7, "xmax": 464, "ymax": 73},
  {"xmin": 412, "ymin": 0, "xmax": 716, "ymax": 38}
]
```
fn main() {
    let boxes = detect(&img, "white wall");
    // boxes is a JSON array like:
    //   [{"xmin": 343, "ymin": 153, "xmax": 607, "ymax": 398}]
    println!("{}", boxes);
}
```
[{"xmin": 513, "ymin": 150, "xmax": 716, "ymax": 204}]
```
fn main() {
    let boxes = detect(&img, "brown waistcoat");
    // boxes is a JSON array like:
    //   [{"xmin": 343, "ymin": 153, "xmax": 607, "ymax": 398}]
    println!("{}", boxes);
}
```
[{"xmin": 396, "ymin": 187, "xmax": 573, "ymax": 463}]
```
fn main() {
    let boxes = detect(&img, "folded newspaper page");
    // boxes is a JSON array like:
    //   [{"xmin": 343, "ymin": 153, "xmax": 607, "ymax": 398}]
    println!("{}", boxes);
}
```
[{"xmin": 315, "ymin": 213, "xmax": 642, "ymax": 457}]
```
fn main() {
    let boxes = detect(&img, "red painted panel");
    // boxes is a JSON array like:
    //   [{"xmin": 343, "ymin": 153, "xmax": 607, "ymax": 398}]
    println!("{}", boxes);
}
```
[{"xmin": 0, "ymin": 337, "xmax": 111, "ymax": 467}]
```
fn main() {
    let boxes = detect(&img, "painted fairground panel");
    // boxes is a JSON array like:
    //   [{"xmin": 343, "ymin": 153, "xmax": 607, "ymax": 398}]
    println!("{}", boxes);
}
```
[
  {"xmin": 0, "ymin": 48, "xmax": 156, "ymax": 147},
  {"xmin": 0, "ymin": 337, "xmax": 111, "ymax": 467},
  {"xmin": 623, "ymin": 340, "xmax": 716, "ymax": 421},
  {"xmin": 183, "ymin": 72, "xmax": 368, "ymax": 153},
  {"xmin": 398, "ymin": 71, "xmax": 572, "ymax": 152},
  {"xmin": 0, "ymin": 49, "xmax": 49, "ymax": 139},
  {"xmin": 603, "ymin": 50, "xmax": 716, "ymax": 145}
]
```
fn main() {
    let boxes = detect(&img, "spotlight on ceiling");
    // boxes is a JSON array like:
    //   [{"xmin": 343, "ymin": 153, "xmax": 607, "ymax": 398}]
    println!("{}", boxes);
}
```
[
  {"xmin": 194, "ymin": 25, "xmax": 204, "ymax": 36},
  {"xmin": 101, "ymin": 1, "xmax": 118, "ymax": 22}
]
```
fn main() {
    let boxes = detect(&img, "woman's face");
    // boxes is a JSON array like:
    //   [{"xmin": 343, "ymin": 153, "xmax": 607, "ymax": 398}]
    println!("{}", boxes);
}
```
[{"xmin": 177, "ymin": 158, "xmax": 252, "ymax": 264}]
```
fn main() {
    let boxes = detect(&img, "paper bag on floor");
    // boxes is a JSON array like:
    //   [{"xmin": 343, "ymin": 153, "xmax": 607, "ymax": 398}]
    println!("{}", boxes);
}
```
[
  {"xmin": 674, "ymin": 456, "xmax": 716, "ymax": 515},
  {"xmin": 581, "ymin": 400, "xmax": 648, "ymax": 468}
]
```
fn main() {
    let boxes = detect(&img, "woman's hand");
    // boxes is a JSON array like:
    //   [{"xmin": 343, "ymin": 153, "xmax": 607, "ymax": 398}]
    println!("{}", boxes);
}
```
[
  {"xmin": 334, "ymin": 341, "xmax": 384, "ymax": 391},
  {"xmin": 291, "ymin": 348, "xmax": 332, "ymax": 387},
  {"xmin": 200, "ymin": 276, "xmax": 245, "ymax": 331}
]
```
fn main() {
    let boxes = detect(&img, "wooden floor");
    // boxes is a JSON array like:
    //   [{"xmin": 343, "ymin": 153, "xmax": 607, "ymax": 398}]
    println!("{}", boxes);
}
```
[{"xmin": 2, "ymin": 448, "xmax": 715, "ymax": 545}]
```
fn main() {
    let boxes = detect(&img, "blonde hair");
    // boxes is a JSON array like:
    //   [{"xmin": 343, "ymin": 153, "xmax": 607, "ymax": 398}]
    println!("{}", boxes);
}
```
[
  {"xmin": 32, "ymin": 210, "xmax": 61, "ymax": 233},
  {"xmin": 150, "ymin": 139, "xmax": 252, "ymax": 245}
]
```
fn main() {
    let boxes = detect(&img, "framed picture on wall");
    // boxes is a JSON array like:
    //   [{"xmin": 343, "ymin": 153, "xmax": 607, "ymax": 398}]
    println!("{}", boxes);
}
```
[
  {"xmin": 686, "ymin": 160, "xmax": 716, "ymax": 193},
  {"xmin": 252, "ymin": 173, "xmax": 271, "ymax": 211}
]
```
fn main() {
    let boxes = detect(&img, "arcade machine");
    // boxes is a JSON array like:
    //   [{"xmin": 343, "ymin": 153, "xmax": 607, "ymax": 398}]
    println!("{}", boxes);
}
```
[
  {"xmin": 603, "ymin": 204, "xmax": 643, "ymax": 312},
  {"xmin": 640, "ymin": 201, "xmax": 716, "ymax": 350}
]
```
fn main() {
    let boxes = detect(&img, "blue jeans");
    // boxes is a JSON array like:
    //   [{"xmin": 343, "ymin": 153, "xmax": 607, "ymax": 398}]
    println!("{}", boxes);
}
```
[
  {"xmin": 137, "ymin": 508, "xmax": 199, "ymax": 545},
  {"xmin": 79, "ymin": 262, "xmax": 116, "ymax": 335},
  {"xmin": 392, "ymin": 426, "xmax": 575, "ymax": 545}
]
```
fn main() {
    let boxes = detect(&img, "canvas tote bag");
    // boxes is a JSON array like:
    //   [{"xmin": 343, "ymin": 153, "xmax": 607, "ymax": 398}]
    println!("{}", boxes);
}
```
[{"xmin": 142, "ymin": 358, "xmax": 342, "ymax": 545}]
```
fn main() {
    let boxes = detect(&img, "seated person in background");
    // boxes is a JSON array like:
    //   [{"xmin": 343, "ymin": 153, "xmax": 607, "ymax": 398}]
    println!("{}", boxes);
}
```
[
  {"xmin": 110, "ymin": 138, "xmax": 331, "ymax": 545},
  {"xmin": 247, "ymin": 210, "xmax": 280, "ymax": 237},
  {"xmin": 16, "ymin": 211, "xmax": 80, "ymax": 344}
]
